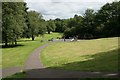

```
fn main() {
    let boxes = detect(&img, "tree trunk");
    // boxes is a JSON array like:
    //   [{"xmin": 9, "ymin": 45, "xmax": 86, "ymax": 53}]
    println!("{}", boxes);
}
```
[
  {"xmin": 5, "ymin": 40, "xmax": 8, "ymax": 46},
  {"xmin": 32, "ymin": 35, "xmax": 35, "ymax": 41},
  {"xmin": 48, "ymin": 30, "xmax": 50, "ymax": 34},
  {"xmin": 12, "ymin": 41, "xmax": 14, "ymax": 45},
  {"xmin": 5, "ymin": 36, "xmax": 8, "ymax": 46},
  {"xmin": 15, "ymin": 39, "xmax": 17, "ymax": 45}
]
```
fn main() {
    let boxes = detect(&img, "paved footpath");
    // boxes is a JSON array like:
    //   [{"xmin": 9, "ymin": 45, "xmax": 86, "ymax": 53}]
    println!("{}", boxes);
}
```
[
  {"xmin": 0, "ymin": 44, "xmax": 48, "ymax": 78},
  {"xmin": 24, "ymin": 44, "xmax": 48, "ymax": 70},
  {"xmin": 1, "ymin": 42, "xmax": 119, "ymax": 78},
  {"xmin": 1, "ymin": 67, "xmax": 23, "ymax": 78}
]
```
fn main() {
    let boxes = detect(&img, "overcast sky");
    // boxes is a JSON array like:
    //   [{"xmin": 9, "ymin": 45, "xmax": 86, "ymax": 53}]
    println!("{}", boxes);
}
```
[{"xmin": 25, "ymin": 0, "xmax": 118, "ymax": 20}]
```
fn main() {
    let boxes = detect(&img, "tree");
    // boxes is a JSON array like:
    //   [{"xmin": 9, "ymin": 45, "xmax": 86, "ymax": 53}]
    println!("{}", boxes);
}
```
[
  {"xmin": 27, "ymin": 11, "xmax": 45, "ymax": 40},
  {"xmin": 63, "ymin": 1, "xmax": 120, "ymax": 39},
  {"xmin": 63, "ymin": 14, "xmax": 83, "ymax": 38},
  {"xmin": 23, "ymin": 13, "xmax": 46, "ymax": 39},
  {"xmin": 82, "ymin": 9, "xmax": 95, "ymax": 39},
  {"xmin": 73, "ymin": 14, "xmax": 83, "ymax": 38},
  {"xmin": 38, "ymin": 19, "xmax": 47, "ymax": 35},
  {"xmin": 2, "ymin": 2, "xmax": 27, "ymax": 46},
  {"xmin": 64, "ymin": 27, "xmax": 76, "ymax": 38},
  {"xmin": 0, "ymin": 2, "xmax": 2, "ymax": 43},
  {"xmin": 46, "ymin": 19, "xmax": 56, "ymax": 34},
  {"xmin": 94, "ymin": 1, "xmax": 120, "ymax": 37},
  {"xmin": 54, "ymin": 18, "xmax": 65, "ymax": 33}
]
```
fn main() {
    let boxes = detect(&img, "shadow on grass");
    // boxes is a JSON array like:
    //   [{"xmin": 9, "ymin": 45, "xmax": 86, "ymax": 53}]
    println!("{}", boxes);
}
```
[
  {"xmin": 25, "ymin": 49, "xmax": 119, "ymax": 78},
  {"xmin": 2, "ymin": 49, "xmax": 119, "ymax": 79},
  {"xmin": 2, "ymin": 68, "xmax": 119, "ymax": 79},
  {"xmin": 1, "ymin": 44, "xmax": 24, "ymax": 48},
  {"xmin": 17, "ymin": 39, "xmax": 34, "ymax": 42},
  {"xmin": 48, "ymin": 48, "xmax": 119, "ymax": 72}
]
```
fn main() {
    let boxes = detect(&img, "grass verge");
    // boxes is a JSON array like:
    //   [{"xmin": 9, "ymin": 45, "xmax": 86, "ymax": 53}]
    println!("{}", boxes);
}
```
[
  {"xmin": 1, "ymin": 32, "xmax": 62, "ymax": 68},
  {"xmin": 40, "ymin": 37, "xmax": 119, "ymax": 72}
]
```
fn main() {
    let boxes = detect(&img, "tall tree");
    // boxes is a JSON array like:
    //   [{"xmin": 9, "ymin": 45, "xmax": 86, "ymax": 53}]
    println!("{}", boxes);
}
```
[
  {"xmin": 54, "ymin": 18, "xmax": 64, "ymax": 33},
  {"xmin": 46, "ymin": 19, "xmax": 56, "ymax": 34},
  {"xmin": 82, "ymin": 9, "xmax": 95, "ymax": 39},
  {"xmin": 2, "ymin": 2, "xmax": 27, "ymax": 46},
  {"xmin": 63, "ymin": 1, "xmax": 120, "ymax": 39},
  {"xmin": 27, "ymin": 11, "xmax": 44, "ymax": 40},
  {"xmin": 0, "ymin": 2, "xmax": 2, "ymax": 43},
  {"xmin": 38, "ymin": 19, "xmax": 47, "ymax": 35},
  {"xmin": 63, "ymin": 15, "xmax": 83, "ymax": 38},
  {"xmin": 94, "ymin": 1, "xmax": 120, "ymax": 37}
]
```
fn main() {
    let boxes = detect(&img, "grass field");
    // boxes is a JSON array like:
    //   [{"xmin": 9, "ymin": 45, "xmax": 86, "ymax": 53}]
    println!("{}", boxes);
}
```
[
  {"xmin": 1, "ymin": 33, "xmax": 62, "ymax": 68},
  {"xmin": 40, "ymin": 37, "xmax": 119, "ymax": 72}
]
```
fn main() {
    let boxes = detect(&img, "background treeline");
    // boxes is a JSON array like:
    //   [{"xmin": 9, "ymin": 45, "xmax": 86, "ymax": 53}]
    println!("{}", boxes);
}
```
[
  {"xmin": 1, "ymin": 1, "xmax": 120, "ymax": 46},
  {"xmin": 53, "ymin": 1, "xmax": 120, "ymax": 39}
]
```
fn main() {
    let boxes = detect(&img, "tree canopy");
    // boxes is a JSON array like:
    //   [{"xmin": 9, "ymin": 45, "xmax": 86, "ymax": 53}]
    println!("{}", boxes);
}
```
[
  {"xmin": 2, "ymin": 2, "xmax": 27, "ymax": 46},
  {"xmin": 2, "ymin": 1, "xmax": 120, "ymax": 46},
  {"xmin": 60, "ymin": 1, "xmax": 120, "ymax": 39},
  {"xmin": 24, "ymin": 11, "xmax": 46, "ymax": 40},
  {"xmin": 46, "ymin": 19, "xmax": 56, "ymax": 34},
  {"xmin": 2, "ymin": 2, "xmax": 47, "ymax": 46}
]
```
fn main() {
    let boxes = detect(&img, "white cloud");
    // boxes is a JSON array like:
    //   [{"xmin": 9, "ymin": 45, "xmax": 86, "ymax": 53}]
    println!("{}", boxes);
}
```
[
  {"xmin": 25, "ymin": 0, "xmax": 117, "ymax": 3},
  {"xmin": 25, "ymin": 0, "xmax": 119, "ymax": 20}
]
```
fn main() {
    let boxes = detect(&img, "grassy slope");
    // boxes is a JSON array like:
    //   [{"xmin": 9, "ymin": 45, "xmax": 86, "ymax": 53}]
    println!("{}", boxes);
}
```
[
  {"xmin": 40, "ymin": 37, "xmax": 119, "ymax": 72},
  {"xmin": 1, "ymin": 33, "xmax": 62, "ymax": 68}
]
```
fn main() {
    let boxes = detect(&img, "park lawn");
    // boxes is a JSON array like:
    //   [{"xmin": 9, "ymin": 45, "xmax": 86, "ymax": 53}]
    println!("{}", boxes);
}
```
[
  {"xmin": 39, "ymin": 32, "xmax": 62, "ymax": 40},
  {"xmin": 20, "ymin": 32, "xmax": 62, "ymax": 41},
  {"xmin": 1, "ymin": 32, "xmax": 62, "ymax": 68},
  {"xmin": 40, "ymin": 37, "xmax": 119, "ymax": 72}
]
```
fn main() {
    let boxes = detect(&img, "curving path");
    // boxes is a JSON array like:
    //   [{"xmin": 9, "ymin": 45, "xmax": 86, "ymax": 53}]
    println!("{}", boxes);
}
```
[
  {"xmin": 24, "ymin": 42, "xmax": 118, "ymax": 78},
  {"xmin": 1, "ymin": 66, "xmax": 23, "ymax": 78},
  {"xmin": 1, "ymin": 44, "xmax": 49, "ymax": 78},
  {"xmin": 1, "ymin": 42, "xmax": 119, "ymax": 78},
  {"xmin": 24, "ymin": 44, "xmax": 48, "ymax": 70}
]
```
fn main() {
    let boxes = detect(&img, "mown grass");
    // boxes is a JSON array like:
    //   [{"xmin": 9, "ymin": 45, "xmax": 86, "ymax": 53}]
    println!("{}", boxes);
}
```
[
  {"xmin": 1, "ymin": 32, "xmax": 62, "ymax": 68},
  {"xmin": 39, "ymin": 32, "xmax": 62, "ymax": 41},
  {"xmin": 2, "ymin": 40, "xmax": 45, "ymax": 68},
  {"xmin": 40, "ymin": 37, "xmax": 119, "ymax": 72}
]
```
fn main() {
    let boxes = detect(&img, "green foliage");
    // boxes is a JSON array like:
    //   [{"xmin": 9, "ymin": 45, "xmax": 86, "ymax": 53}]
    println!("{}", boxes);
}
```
[
  {"xmin": 82, "ymin": 9, "xmax": 95, "ymax": 37},
  {"xmin": 54, "ymin": 18, "xmax": 67, "ymax": 33},
  {"xmin": 0, "ymin": 2, "xmax": 2, "ymax": 43},
  {"xmin": 64, "ymin": 14, "xmax": 83, "ymax": 38},
  {"xmin": 2, "ymin": 1, "xmax": 120, "ymax": 46},
  {"xmin": 26, "ymin": 11, "xmax": 46, "ymax": 40},
  {"xmin": 2, "ymin": 2, "xmax": 27, "ymax": 46},
  {"xmin": 2, "ymin": 2, "xmax": 47, "ymax": 46},
  {"xmin": 38, "ymin": 19, "xmax": 47, "ymax": 35},
  {"xmin": 46, "ymin": 19, "xmax": 56, "ymax": 34},
  {"xmin": 62, "ymin": 1, "xmax": 120, "ymax": 39},
  {"xmin": 94, "ymin": 1, "xmax": 120, "ymax": 37}
]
